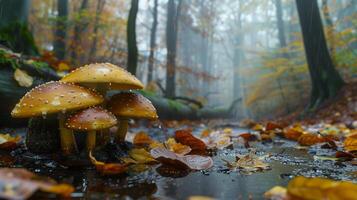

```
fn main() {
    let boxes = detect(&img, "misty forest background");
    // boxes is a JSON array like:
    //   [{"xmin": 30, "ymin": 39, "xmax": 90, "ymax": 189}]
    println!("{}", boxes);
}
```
[{"xmin": 1, "ymin": 0, "xmax": 357, "ymax": 121}]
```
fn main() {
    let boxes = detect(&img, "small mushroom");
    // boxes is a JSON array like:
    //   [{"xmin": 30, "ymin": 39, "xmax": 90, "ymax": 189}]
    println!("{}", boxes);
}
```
[
  {"xmin": 108, "ymin": 92, "xmax": 158, "ymax": 143},
  {"xmin": 65, "ymin": 107, "xmax": 117, "ymax": 151},
  {"xmin": 60, "ymin": 63, "xmax": 144, "ymax": 96},
  {"xmin": 11, "ymin": 81, "xmax": 104, "ymax": 154}
]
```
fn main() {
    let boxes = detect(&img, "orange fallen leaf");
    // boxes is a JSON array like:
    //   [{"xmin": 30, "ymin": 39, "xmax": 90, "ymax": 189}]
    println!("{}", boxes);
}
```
[
  {"xmin": 150, "ymin": 147, "xmax": 213, "ymax": 170},
  {"xmin": 287, "ymin": 176, "xmax": 357, "ymax": 200},
  {"xmin": 344, "ymin": 134, "xmax": 357, "ymax": 152},
  {"xmin": 165, "ymin": 138, "xmax": 192, "ymax": 155},
  {"xmin": 298, "ymin": 133, "xmax": 326, "ymax": 146},
  {"xmin": 175, "ymin": 130, "xmax": 207, "ymax": 152},
  {"xmin": 283, "ymin": 128, "xmax": 303, "ymax": 141},
  {"xmin": 266, "ymin": 122, "xmax": 283, "ymax": 131},
  {"xmin": 133, "ymin": 131, "xmax": 153, "ymax": 146},
  {"xmin": 89, "ymin": 151, "xmax": 127, "ymax": 175},
  {"xmin": 0, "ymin": 134, "xmax": 21, "ymax": 150}
]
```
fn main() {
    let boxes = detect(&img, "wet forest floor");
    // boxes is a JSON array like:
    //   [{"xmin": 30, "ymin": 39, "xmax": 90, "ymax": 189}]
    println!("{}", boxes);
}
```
[{"xmin": 0, "ymin": 81, "xmax": 356, "ymax": 199}]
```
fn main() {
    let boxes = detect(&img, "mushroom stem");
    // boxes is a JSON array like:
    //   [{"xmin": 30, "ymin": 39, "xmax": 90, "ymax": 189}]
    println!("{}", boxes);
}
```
[
  {"xmin": 96, "ymin": 85, "xmax": 110, "ymax": 145},
  {"xmin": 59, "ymin": 114, "xmax": 78, "ymax": 155},
  {"xmin": 87, "ymin": 131, "xmax": 96, "ymax": 151},
  {"xmin": 115, "ymin": 119, "xmax": 129, "ymax": 142}
]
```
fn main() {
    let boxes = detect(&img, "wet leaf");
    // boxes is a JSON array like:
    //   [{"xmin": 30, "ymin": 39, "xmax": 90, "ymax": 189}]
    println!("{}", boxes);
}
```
[
  {"xmin": 266, "ymin": 122, "xmax": 283, "ymax": 131},
  {"xmin": 283, "ymin": 127, "xmax": 303, "ymax": 141},
  {"xmin": 298, "ymin": 133, "xmax": 326, "ymax": 146},
  {"xmin": 287, "ymin": 176, "xmax": 357, "ymax": 200},
  {"xmin": 150, "ymin": 147, "xmax": 213, "ymax": 170},
  {"xmin": 14, "ymin": 68, "xmax": 33, "ymax": 87},
  {"xmin": 199, "ymin": 130, "xmax": 232, "ymax": 150},
  {"xmin": 223, "ymin": 150, "xmax": 270, "ymax": 173},
  {"xmin": 264, "ymin": 186, "xmax": 287, "ymax": 200},
  {"xmin": 89, "ymin": 151, "xmax": 127, "ymax": 175},
  {"xmin": 128, "ymin": 148, "xmax": 157, "ymax": 164},
  {"xmin": 165, "ymin": 138, "xmax": 192, "ymax": 155},
  {"xmin": 0, "ymin": 134, "xmax": 21, "ymax": 150},
  {"xmin": 0, "ymin": 168, "xmax": 74, "ymax": 199},
  {"xmin": 175, "ymin": 130, "xmax": 207, "ymax": 152},
  {"xmin": 133, "ymin": 131, "xmax": 153, "ymax": 146},
  {"xmin": 187, "ymin": 196, "xmax": 215, "ymax": 200},
  {"xmin": 344, "ymin": 134, "xmax": 357, "ymax": 152}
]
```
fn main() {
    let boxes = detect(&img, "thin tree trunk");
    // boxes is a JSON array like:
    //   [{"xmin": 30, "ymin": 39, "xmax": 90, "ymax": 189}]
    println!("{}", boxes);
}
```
[
  {"xmin": 70, "ymin": 0, "xmax": 89, "ymax": 65},
  {"xmin": 321, "ymin": 0, "xmax": 336, "ymax": 62},
  {"xmin": 127, "ymin": 0, "xmax": 139, "ymax": 75},
  {"xmin": 295, "ymin": 0, "xmax": 344, "ymax": 109},
  {"xmin": 0, "ymin": 0, "xmax": 29, "ymax": 27},
  {"xmin": 165, "ymin": 0, "xmax": 182, "ymax": 98},
  {"xmin": 147, "ymin": 0, "xmax": 158, "ymax": 83},
  {"xmin": 88, "ymin": 0, "xmax": 106, "ymax": 62},
  {"xmin": 54, "ymin": 0, "xmax": 68, "ymax": 60}
]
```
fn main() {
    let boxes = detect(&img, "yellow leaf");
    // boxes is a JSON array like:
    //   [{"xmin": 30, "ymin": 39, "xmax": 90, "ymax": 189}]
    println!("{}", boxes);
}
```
[
  {"xmin": 165, "ymin": 138, "xmax": 191, "ymax": 155},
  {"xmin": 129, "ymin": 148, "xmax": 157, "ymax": 164},
  {"xmin": 14, "ymin": 69, "xmax": 33, "ymax": 87}
]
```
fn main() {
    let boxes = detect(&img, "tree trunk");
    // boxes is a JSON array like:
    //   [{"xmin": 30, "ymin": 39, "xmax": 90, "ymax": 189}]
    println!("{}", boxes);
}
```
[
  {"xmin": 127, "ymin": 0, "xmax": 139, "ymax": 75},
  {"xmin": 88, "ymin": 0, "xmax": 106, "ymax": 62},
  {"xmin": 275, "ymin": 0, "xmax": 287, "ymax": 50},
  {"xmin": 54, "ymin": 0, "xmax": 68, "ymax": 60},
  {"xmin": 70, "ymin": 0, "xmax": 89, "ymax": 65},
  {"xmin": 165, "ymin": 0, "xmax": 182, "ymax": 98},
  {"xmin": 321, "ymin": 0, "xmax": 336, "ymax": 62},
  {"xmin": 147, "ymin": 0, "xmax": 158, "ymax": 83},
  {"xmin": 295, "ymin": 0, "xmax": 344, "ymax": 109},
  {"xmin": 0, "ymin": 0, "xmax": 29, "ymax": 27}
]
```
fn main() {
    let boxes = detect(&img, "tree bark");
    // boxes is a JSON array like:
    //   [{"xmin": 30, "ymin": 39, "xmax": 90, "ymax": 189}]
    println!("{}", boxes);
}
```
[
  {"xmin": 165, "ymin": 0, "xmax": 182, "ymax": 98},
  {"xmin": 295, "ymin": 0, "xmax": 344, "ymax": 109},
  {"xmin": 0, "ymin": 0, "xmax": 29, "ymax": 27},
  {"xmin": 127, "ymin": 0, "xmax": 139, "ymax": 75},
  {"xmin": 321, "ymin": 0, "xmax": 335, "ymax": 62},
  {"xmin": 88, "ymin": 0, "xmax": 106, "ymax": 62},
  {"xmin": 147, "ymin": 0, "xmax": 158, "ymax": 83},
  {"xmin": 54, "ymin": 0, "xmax": 68, "ymax": 60},
  {"xmin": 70, "ymin": 0, "xmax": 89, "ymax": 65}
]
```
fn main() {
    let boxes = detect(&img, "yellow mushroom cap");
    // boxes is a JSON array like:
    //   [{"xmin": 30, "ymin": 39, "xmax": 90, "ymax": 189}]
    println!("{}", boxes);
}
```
[
  {"xmin": 11, "ymin": 81, "xmax": 104, "ymax": 118},
  {"xmin": 108, "ymin": 92, "xmax": 158, "ymax": 120},
  {"xmin": 60, "ymin": 63, "xmax": 144, "ymax": 90},
  {"xmin": 65, "ymin": 107, "xmax": 117, "ymax": 131}
]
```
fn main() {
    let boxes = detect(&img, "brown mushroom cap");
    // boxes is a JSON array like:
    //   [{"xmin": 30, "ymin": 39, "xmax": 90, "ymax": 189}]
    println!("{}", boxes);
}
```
[
  {"xmin": 108, "ymin": 92, "xmax": 158, "ymax": 120},
  {"xmin": 65, "ymin": 107, "xmax": 117, "ymax": 131},
  {"xmin": 11, "ymin": 81, "xmax": 104, "ymax": 118},
  {"xmin": 60, "ymin": 63, "xmax": 144, "ymax": 90}
]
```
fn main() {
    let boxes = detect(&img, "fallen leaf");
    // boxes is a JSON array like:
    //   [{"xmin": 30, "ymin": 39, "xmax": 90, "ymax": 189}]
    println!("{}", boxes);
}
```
[
  {"xmin": 287, "ymin": 176, "xmax": 357, "ymax": 200},
  {"xmin": 298, "ymin": 133, "xmax": 326, "ymax": 146},
  {"xmin": 175, "ymin": 130, "xmax": 207, "ymax": 152},
  {"xmin": 89, "ymin": 151, "xmax": 127, "ymax": 175},
  {"xmin": 128, "ymin": 148, "xmax": 157, "ymax": 164},
  {"xmin": 0, "ymin": 134, "xmax": 21, "ymax": 150},
  {"xmin": 344, "ymin": 134, "xmax": 357, "ymax": 152},
  {"xmin": 150, "ymin": 147, "xmax": 213, "ymax": 170},
  {"xmin": 266, "ymin": 122, "xmax": 283, "ymax": 131},
  {"xmin": 14, "ymin": 68, "xmax": 33, "ymax": 87},
  {"xmin": 199, "ymin": 130, "xmax": 232, "ymax": 150},
  {"xmin": 133, "ymin": 131, "xmax": 153, "ymax": 146},
  {"xmin": 283, "ymin": 128, "xmax": 303, "ymax": 141},
  {"xmin": 187, "ymin": 196, "xmax": 215, "ymax": 200},
  {"xmin": 0, "ymin": 168, "xmax": 74, "ymax": 200},
  {"xmin": 264, "ymin": 186, "xmax": 287, "ymax": 200},
  {"xmin": 165, "ymin": 138, "xmax": 192, "ymax": 155},
  {"xmin": 223, "ymin": 150, "xmax": 270, "ymax": 173}
]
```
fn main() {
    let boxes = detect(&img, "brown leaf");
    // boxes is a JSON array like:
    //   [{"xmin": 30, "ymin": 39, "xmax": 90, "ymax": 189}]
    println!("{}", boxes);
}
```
[
  {"xmin": 0, "ymin": 168, "xmax": 74, "ymax": 200},
  {"xmin": 223, "ymin": 150, "xmax": 270, "ymax": 173},
  {"xmin": 175, "ymin": 130, "xmax": 207, "ymax": 152},
  {"xmin": 298, "ymin": 134, "xmax": 326, "ymax": 146},
  {"xmin": 89, "ymin": 151, "xmax": 127, "ymax": 175},
  {"xmin": 344, "ymin": 134, "xmax": 357, "ymax": 152},
  {"xmin": 266, "ymin": 122, "xmax": 283, "ymax": 131},
  {"xmin": 150, "ymin": 147, "xmax": 213, "ymax": 170},
  {"xmin": 283, "ymin": 128, "xmax": 303, "ymax": 141}
]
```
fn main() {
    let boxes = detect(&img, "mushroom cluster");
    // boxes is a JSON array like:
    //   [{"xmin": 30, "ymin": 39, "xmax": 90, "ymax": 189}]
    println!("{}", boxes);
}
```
[{"xmin": 11, "ymin": 63, "xmax": 158, "ymax": 155}]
